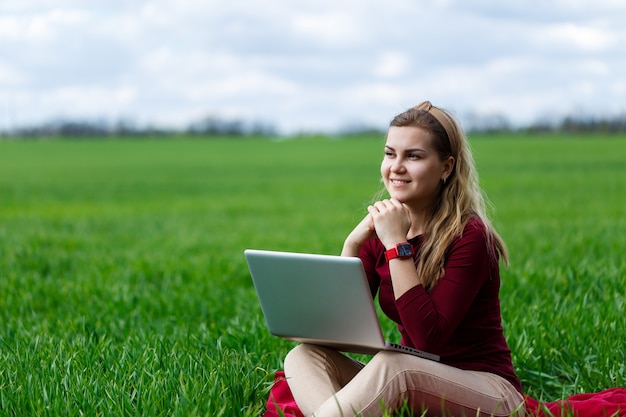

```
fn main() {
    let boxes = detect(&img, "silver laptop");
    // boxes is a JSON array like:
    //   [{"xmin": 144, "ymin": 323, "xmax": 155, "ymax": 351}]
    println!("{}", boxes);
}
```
[{"xmin": 244, "ymin": 249, "xmax": 440, "ymax": 361}]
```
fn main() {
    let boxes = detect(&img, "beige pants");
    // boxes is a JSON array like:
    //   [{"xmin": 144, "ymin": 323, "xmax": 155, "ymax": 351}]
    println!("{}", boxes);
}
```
[{"xmin": 284, "ymin": 344, "xmax": 525, "ymax": 417}]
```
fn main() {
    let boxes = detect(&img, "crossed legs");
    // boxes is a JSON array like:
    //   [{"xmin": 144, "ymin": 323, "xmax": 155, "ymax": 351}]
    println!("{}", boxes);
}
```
[{"xmin": 284, "ymin": 344, "xmax": 525, "ymax": 417}]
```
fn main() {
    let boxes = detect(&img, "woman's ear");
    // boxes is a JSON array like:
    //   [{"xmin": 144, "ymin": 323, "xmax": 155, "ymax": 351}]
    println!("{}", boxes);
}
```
[{"xmin": 443, "ymin": 156, "xmax": 455, "ymax": 179}]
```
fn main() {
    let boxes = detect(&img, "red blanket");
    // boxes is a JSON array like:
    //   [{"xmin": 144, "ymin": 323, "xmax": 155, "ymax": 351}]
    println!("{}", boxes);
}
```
[
  {"xmin": 263, "ymin": 371, "xmax": 304, "ymax": 417},
  {"xmin": 263, "ymin": 371, "xmax": 626, "ymax": 417}
]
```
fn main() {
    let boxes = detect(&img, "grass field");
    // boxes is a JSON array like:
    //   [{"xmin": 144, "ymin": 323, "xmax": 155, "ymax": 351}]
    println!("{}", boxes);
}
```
[{"xmin": 0, "ymin": 133, "xmax": 624, "ymax": 416}]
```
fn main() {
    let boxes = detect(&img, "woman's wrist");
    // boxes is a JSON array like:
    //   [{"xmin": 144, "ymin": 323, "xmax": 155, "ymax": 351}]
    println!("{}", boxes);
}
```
[{"xmin": 381, "ymin": 235, "xmax": 409, "ymax": 250}]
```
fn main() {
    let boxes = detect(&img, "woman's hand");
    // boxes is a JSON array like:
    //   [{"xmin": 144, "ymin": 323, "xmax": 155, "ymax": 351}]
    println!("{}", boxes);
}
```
[
  {"xmin": 367, "ymin": 199, "xmax": 411, "ymax": 249},
  {"xmin": 341, "ymin": 213, "xmax": 376, "ymax": 257}
]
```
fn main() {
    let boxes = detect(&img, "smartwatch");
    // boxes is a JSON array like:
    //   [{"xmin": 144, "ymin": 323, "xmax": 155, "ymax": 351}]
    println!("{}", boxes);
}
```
[{"xmin": 384, "ymin": 242, "xmax": 414, "ymax": 262}]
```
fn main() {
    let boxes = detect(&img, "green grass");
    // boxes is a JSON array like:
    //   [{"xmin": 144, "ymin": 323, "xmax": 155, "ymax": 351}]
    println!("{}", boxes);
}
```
[{"xmin": 0, "ymin": 133, "xmax": 624, "ymax": 416}]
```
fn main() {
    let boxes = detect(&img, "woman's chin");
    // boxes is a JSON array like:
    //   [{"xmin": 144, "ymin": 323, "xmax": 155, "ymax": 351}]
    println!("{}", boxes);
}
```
[{"xmin": 387, "ymin": 192, "xmax": 409, "ymax": 204}]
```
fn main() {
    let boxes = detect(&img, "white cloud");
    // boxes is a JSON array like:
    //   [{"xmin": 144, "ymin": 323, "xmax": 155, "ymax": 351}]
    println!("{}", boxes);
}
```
[
  {"xmin": 535, "ymin": 23, "xmax": 617, "ymax": 52},
  {"xmin": 611, "ymin": 81, "xmax": 626, "ymax": 95},
  {"xmin": 0, "ymin": 8, "xmax": 90, "ymax": 43},
  {"xmin": 0, "ymin": 61, "xmax": 25, "ymax": 84},
  {"xmin": 291, "ymin": 11, "xmax": 363, "ymax": 47},
  {"xmin": 1, "ymin": 0, "xmax": 625, "ymax": 133},
  {"xmin": 373, "ymin": 52, "xmax": 411, "ymax": 79}
]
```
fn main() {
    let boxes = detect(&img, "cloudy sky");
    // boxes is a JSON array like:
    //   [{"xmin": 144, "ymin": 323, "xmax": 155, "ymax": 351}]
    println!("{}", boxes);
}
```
[{"xmin": 1, "ymin": 0, "xmax": 625, "ymax": 133}]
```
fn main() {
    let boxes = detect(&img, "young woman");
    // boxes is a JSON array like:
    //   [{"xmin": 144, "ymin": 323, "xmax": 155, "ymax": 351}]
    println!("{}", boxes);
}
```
[{"xmin": 283, "ymin": 101, "xmax": 525, "ymax": 416}]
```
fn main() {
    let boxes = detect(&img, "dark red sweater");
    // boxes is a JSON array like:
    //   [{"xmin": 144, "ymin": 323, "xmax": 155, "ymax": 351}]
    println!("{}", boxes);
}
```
[{"xmin": 360, "ymin": 217, "xmax": 523, "ymax": 393}]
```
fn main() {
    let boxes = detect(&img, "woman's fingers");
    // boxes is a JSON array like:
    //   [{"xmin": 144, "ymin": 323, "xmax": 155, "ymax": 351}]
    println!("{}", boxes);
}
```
[
  {"xmin": 368, "ymin": 199, "xmax": 411, "ymax": 247},
  {"xmin": 370, "ymin": 199, "xmax": 404, "ymax": 215}
]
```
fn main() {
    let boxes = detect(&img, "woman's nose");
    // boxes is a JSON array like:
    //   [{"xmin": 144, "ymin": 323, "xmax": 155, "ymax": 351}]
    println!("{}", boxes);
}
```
[{"xmin": 391, "ymin": 159, "xmax": 405, "ymax": 173}]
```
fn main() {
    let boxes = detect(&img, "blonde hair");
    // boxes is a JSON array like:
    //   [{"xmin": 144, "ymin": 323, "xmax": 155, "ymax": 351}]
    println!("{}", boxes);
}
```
[{"xmin": 388, "ymin": 101, "xmax": 508, "ymax": 291}]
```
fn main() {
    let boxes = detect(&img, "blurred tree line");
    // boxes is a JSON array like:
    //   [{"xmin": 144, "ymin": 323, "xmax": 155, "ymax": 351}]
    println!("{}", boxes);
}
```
[
  {"xmin": 463, "ymin": 112, "xmax": 626, "ymax": 134},
  {"xmin": 1, "ymin": 115, "xmax": 277, "ymax": 138},
  {"xmin": 2, "ymin": 112, "xmax": 626, "ymax": 139}
]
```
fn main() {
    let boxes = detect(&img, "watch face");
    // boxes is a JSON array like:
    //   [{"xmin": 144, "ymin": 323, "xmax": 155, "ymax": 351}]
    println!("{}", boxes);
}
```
[{"xmin": 397, "ymin": 244, "xmax": 413, "ymax": 257}]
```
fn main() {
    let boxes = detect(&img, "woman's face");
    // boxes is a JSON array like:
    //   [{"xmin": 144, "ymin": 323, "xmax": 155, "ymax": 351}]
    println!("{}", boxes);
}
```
[{"xmin": 381, "ymin": 126, "xmax": 454, "ymax": 209}]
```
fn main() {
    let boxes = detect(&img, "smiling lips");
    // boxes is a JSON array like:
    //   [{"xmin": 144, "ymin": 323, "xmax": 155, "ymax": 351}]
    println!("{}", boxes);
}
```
[{"xmin": 391, "ymin": 179, "xmax": 411, "ymax": 185}]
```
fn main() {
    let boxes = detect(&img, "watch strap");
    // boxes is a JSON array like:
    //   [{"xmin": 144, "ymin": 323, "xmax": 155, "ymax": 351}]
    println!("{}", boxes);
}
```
[{"xmin": 384, "ymin": 242, "xmax": 414, "ymax": 262}]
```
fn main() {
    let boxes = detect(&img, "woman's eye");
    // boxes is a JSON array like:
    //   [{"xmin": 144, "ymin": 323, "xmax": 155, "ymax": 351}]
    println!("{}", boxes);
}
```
[
  {"xmin": 384, "ymin": 151, "xmax": 394, "ymax": 157},
  {"xmin": 408, "ymin": 153, "xmax": 420, "ymax": 159}
]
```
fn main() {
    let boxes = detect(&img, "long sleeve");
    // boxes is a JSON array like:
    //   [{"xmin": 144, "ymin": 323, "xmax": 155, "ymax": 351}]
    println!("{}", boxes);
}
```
[
  {"xmin": 358, "ymin": 217, "xmax": 522, "ymax": 393},
  {"xmin": 394, "ymin": 221, "xmax": 492, "ymax": 351}
]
